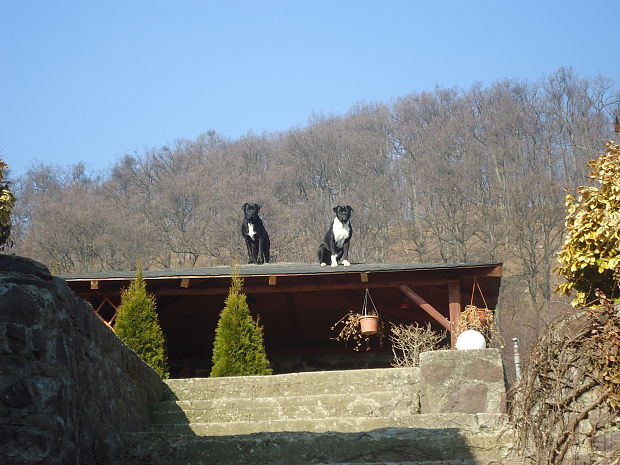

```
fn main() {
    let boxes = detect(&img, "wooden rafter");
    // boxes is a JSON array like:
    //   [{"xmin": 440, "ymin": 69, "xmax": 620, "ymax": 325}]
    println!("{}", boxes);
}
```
[{"xmin": 398, "ymin": 284, "xmax": 451, "ymax": 331}]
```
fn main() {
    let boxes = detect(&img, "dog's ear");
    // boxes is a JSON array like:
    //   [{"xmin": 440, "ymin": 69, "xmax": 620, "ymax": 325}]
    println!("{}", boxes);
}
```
[
  {"xmin": 242, "ymin": 203, "xmax": 249, "ymax": 212},
  {"xmin": 333, "ymin": 206, "xmax": 339, "ymax": 213},
  {"xmin": 346, "ymin": 205, "xmax": 353, "ymax": 212},
  {"xmin": 255, "ymin": 204, "xmax": 261, "ymax": 212}
]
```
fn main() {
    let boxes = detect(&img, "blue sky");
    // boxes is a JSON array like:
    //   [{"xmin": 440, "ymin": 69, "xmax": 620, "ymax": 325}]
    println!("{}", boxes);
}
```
[{"xmin": 2, "ymin": 1, "xmax": 619, "ymax": 178}]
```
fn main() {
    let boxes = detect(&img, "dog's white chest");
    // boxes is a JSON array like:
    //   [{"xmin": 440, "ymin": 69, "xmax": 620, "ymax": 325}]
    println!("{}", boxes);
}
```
[
  {"xmin": 247, "ymin": 223, "xmax": 257, "ymax": 239},
  {"xmin": 332, "ymin": 219, "xmax": 351, "ymax": 248}
]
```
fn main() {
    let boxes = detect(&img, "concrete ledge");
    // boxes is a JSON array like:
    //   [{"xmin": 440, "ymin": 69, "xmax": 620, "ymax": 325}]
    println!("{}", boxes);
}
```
[{"xmin": 419, "ymin": 349, "xmax": 506, "ymax": 414}]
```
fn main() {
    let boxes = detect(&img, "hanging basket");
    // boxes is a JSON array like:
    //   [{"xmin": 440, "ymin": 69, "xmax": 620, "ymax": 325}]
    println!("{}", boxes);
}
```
[{"xmin": 359, "ymin": 315, "xmax": 379, "ymax": 335}]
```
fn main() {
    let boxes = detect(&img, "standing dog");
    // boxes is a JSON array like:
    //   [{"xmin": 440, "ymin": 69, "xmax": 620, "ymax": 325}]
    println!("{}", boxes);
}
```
[
  {"xmin": 318, "ymin": 205, "xmax": 353, "ymax": 267},
  {"xmin": 241, "ymin": 203, "xmax": 270, "ymax": 264}
]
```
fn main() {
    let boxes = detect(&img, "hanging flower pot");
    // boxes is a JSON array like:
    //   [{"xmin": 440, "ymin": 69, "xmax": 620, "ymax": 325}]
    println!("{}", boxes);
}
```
[
  {"xmin": 359, "ymin": 315, "xmax": 379, "ymax": 335},
  {"xmin": 465, "ymin": 305, "xmax": 489, "ymax": 326},
  {"xmin": 359, "ymin": 288, "xmax": 380, "ymax": 335},
  {"xmin": 330, "ymin": 288, "xmax": 384, "ymax": 351}
]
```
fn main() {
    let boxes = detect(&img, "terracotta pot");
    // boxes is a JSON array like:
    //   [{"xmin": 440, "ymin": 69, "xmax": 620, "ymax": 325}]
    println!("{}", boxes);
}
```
[{"xmin": 359, "ymin": 315, "xmax": 379, "ymax": 335}]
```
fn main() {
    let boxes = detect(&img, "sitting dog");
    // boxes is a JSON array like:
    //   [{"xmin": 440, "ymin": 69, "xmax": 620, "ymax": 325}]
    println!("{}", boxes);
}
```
[
  {"xmin": 318, "ymin": 205, "xmax": 353, "ymax": 267},
  {"xmin": 241, "ymin": 203, "xmax": 270, "ymax": 264}
]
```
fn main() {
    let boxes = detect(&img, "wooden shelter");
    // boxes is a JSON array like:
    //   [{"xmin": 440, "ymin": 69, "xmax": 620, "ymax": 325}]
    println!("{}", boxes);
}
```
[{"xmin": 63, "ymin": 262, "xmax": 502, "ymax": 377}]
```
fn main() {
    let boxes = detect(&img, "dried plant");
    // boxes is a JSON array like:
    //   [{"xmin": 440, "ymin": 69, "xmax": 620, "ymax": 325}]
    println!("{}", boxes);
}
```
[
  {"xmin": 331, "ymin": 310, "xmax": 384, "ymax": 352},
  {"xmin": 508, "ymin": 301, "xmax": 620, "ymax": 465},
  {"xmin": 390, "ymin": 322, "xmax": 447, "ymax": 367}
]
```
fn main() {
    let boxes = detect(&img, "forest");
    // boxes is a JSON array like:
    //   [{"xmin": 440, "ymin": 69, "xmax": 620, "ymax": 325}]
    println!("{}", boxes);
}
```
[{"xmin": 7, "ymin": 67, "xmax": 620, "ymax": 355}]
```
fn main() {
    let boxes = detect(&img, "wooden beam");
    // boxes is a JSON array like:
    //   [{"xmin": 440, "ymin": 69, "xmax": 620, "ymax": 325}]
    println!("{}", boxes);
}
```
[
  {"xmin": 90, "ymin": 280, "xmax": 99, "ymax": 290},
  {"xmin": 153, "ymin": 278, "xmax": 460, "ymax": 296},
  {"xmin": 73, "ymin": 273, "xmax": 501, "ymax": 299},
  {"xmin": 180, "ymin": 278, "xmax": 190, "ymax": 288},
  {"xmin": 448, "ymin": 280, "xmax": 462, "ymax": 348},
  {"xmin": 74, "ymin": 278, "xmax": 464, "ymax": 297},
  {"xmin": 398, "ymin": 285, "xmax": 451, "ymax": 330}
]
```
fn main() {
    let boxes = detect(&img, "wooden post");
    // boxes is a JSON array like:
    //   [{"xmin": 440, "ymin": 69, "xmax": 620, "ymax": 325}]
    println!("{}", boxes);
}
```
[{"xmin": 448, "ymin": 280, "xmax": 462, "ymax": 348}]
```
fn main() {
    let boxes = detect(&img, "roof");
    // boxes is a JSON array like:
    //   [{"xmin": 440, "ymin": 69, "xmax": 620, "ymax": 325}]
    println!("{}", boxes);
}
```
[{"xmin": 61, "ymin": 261, "xmax": 503, "ymax": 281}]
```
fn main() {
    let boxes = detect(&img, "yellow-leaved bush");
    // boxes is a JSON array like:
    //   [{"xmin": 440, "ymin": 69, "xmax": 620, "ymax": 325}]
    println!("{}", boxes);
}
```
[
  {"xmin": 0, "ymin": 159, "xmax": 15, "ymax": 249},
  {"xmin": 556, "ymin": 141, "xmax": 620, "ymax": 307}
]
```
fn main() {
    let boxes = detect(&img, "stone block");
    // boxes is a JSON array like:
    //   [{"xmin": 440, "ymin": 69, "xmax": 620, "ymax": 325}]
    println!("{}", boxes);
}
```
[
  {"xmin": 6, "ymin": 324, "xmax": 27, "ymax": 354},
  {"xmin": 419, "ymin": 348, "xmax": 506, "ymax": 414}
]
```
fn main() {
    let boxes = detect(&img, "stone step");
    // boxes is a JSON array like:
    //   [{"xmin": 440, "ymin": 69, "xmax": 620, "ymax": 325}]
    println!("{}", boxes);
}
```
[
  {"xmin": 150, "ymin": 413, "xmax": 509, "ymax": 436},
  {"xmin": 326, "ymin": 463, "xmax": 476, "ymax": 465},
  {"xmin": 326, "ymin": 462, "xmax": 476, "ymax": 465},
  {"xmin": 151, "ymin": 391, "xmax": 420, "ymax": 424},
  {"xmin": 99, "ymin": 426, "xmax": 515, "ymax": 465},
  {"xmin": 163, "ymin": 367, "xmax": 420, "ymax": 401}
]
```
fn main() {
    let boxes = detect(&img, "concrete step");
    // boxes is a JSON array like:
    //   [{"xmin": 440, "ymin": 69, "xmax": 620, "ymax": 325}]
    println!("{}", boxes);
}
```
[
  {"xmin": 149, "ymin": 413, "xmax": 510, "ymax": 436},
  {"xmin": 151, "ymin": 391, "xmax": 420, "ymax": 424},
  {"xmin": 163, "ymin": 367, "xmax": 420, "ymax": 401},
  {"xmin": 99, "ymin": 426, "xmax": 516, "ymax": 465}
]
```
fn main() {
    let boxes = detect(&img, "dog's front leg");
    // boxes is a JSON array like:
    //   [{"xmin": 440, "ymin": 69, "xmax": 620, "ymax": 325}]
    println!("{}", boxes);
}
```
[
  {"xmin": 324, "ymin": 235, "xmax": 337, "ymax": 267},
  {"xmin": 329, "ymin": 240, "xmax": 339, "ymax": 267},
  {"xmin": 245, "ymin": 237, "xmax": 255, "ymax": 264},
  {"xmin": 257, "ymin": 237, "xmax": 265, "ymax": 265},
  {"xmin": 341, "ymin": 240, "xmax": 351, "ymax": 266}
]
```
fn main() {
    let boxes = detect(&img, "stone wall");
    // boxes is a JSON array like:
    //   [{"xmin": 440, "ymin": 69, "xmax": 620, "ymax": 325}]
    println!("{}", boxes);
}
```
[{"xmin": 0, "ymin": 255, "xmax": 166, "ymax": 465}]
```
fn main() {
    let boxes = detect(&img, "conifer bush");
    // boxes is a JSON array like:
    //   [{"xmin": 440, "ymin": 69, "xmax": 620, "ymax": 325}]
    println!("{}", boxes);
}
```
[
  {"xmin": 114, "ymin": 269, "xmax": 169, "ymax": 378},
  {"xmin": 210, "ymin": 270, "xmax": 272, "ymax": 377}
]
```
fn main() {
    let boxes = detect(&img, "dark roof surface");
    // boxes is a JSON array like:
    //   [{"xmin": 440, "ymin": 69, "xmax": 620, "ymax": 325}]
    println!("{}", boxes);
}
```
[{"xmin": 61, "ymin": 262, "xmax": 502, "ymax": 281}]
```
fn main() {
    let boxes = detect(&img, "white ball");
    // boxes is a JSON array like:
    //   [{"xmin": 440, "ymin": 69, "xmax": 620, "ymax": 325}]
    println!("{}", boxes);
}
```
[{"xmin": 455, "ymin": 329, "xmax": 487, "ymax": 350}]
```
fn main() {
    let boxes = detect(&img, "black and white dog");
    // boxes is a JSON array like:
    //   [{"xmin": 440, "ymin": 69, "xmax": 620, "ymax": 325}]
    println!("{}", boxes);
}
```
[
  {"xmin": 318, "ymin": 205, "xmax": 353, "ymax": 267},
  {"xmin": 241, "ymin": 203, "xmax": 270, "ymax": 264}
]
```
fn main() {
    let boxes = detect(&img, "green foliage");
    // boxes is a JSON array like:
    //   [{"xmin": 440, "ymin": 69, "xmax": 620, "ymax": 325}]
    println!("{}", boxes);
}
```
[
  {"xmin": 556, "ymin": 141, "xmax": 620, "ymax": 307},
  {"xmin": 210, "ymin": 270, "xmax": 272, "ymax": 377},
  {"xmin": 114, "ymin": 269, "xmax": 169, "ymax": 378},
  {"xmin": 0, "ymin": 160, "xmax": 15, "ymax": 249}
]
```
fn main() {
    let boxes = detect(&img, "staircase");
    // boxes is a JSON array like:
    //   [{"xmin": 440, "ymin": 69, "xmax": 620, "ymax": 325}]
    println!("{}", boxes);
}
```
[{"xmin": 96, "ymin": 367, "xmax": 517, "ymax": 465}]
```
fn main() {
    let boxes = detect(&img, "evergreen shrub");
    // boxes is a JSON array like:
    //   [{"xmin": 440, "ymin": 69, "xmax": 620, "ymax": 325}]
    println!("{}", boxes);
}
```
[
  {"xmin": 210, "ymin": 269, "xmax": 272, "ymax": 377},
  {"xmin": 114, "ymin": 269, "xmax": 169, "ymax": 378}
]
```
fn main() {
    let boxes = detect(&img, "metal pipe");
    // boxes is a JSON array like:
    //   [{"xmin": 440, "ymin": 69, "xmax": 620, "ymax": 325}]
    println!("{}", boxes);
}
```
[{"xmin": 512, "ymin": 337, "xmax": 522, "ymax": 380}]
